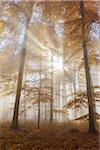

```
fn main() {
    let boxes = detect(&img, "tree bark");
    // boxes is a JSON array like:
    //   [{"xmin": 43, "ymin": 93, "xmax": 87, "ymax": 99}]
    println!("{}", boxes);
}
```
[
  {"xmin": 50, "ymin": 50, "xmax": 53, "ymax": 122},
  {"xmin": 37, "ymin": 53, "xmax": 42, "ymax": 130},
  {"xmin": 11, "ymin": 9, "xmax": 32, "ymax": 129},
  {"xmin": 11, "ymin": 30, "xmax": 27, "ymax": 129},
  {"xmin": 80, "ymin": 1, "xmax": 96, "ymax": 133},
  {"xmin": 73, "ymin": 64, "xmax": 77, "ymax": 119}
]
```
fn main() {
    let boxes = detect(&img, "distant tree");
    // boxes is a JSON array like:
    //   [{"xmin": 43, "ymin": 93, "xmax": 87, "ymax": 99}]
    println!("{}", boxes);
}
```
[
  {"xmin": 50, "ymin": 50, "xmax": 54, "ymax": 122},
  {"xmin": 37, "ymin": 54, "xmax": 42, "ymax": 129}
]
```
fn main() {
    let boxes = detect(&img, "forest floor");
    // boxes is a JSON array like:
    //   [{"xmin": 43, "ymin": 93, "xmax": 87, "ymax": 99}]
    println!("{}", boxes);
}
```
[{"xmin": 0, "ymin": 121, "xmax": 99, "ymax": 150}]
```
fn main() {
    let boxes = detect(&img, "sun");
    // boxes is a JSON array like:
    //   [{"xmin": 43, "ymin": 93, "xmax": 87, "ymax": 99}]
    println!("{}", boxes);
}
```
[
  {"xmin": 53, "ymin": 55, "xmax": 63, "ymax": 71},
  {"xmin": 47, "ymin": 51, "xmax": 65, "ymax": 72}
]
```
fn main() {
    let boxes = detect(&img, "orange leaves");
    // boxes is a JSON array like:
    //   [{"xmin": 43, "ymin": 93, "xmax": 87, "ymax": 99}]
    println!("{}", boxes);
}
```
[{"xmin": 0, "ymin": 20, "xmax": 5, "ymax": 32}]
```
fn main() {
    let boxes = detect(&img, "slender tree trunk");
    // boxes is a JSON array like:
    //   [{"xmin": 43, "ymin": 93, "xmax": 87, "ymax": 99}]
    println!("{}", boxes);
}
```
[
  {"xmin": 62, "ymin": 56, "xmax": 66, "ymax": 121},
  {"xmin": 50, "ymin": 50, "xmax": 53, "ymax": 122},
  {"xmin": 45, "ymin": 102, "xmax": 47, "ymax": 121},
  {"xmin": 37, "ymin": 54, "xmax": 42, "ymax": 130},
  {"xmin": 11, "ymin": 9, "xmax": 32, "ymax": 129},
  {"xmin": 73, "ymin": 64, "xmax": 77, "ymax": 119},
  {"xmin": 44, "ymin": 74, "xmax": 47, "ymax": 122},
  {"xmin": 24, "ymin": 95, "xmax": 26, "ymax": 121},
  {"xmin": 38, "ymin": 90, "xmax": 41, "ymax": 129},
  {"xmin": 23, "ymin": 77, "xmax": 27, "ymax": 121},
  {"xmin": 80, "ymin": 1, "xmax": 96, "ymax": 133},
  {"xmin": 11, "ymin": 34, "xmax": 27, "ymax": 129}
]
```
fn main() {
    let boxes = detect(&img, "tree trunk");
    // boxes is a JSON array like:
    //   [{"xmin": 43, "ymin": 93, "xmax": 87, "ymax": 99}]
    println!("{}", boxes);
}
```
[
  {"xmin": 37, "ymin": 54, "xmax": 42, "ymax": 130},
  {"xmin": 73, "ymin": 64, "xmax": 77, "ymax": 119},
  {"xmin": 80, "ymin": 1, "xmax": 96, "ymax": 133},
  {"xmin": 23, "ymin": 74, "xmax": 27, "ymax": 122},
  {"xmin": 11, "ymin": 31, "xmax": 27, "ymax": 129},
  {"xmin": 11, "ymin": 9, "xmax": 32, "ymax": 129},
  {"xmin": 50, "ymin": 50, "xmax": 53, "ymax": 122},
  {"xmin": 38, "ymin": 90, "xmax": 41, "ymax": 129}
]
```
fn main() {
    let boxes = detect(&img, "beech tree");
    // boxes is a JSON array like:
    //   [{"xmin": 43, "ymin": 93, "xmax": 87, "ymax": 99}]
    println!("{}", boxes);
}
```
[
  {"xmin": 80, "ymin": 1, "xmax": 97, "ymax": 133},
  {"xmin": 11, "ymin": 3, "xmax": 33, "ymax": 129}
]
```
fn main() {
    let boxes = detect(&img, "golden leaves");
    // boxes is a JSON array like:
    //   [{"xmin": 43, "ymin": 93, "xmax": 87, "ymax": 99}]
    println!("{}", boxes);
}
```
[{"xmin": 0, "ymin": 20, "xmax": 5, "ymax": 32}]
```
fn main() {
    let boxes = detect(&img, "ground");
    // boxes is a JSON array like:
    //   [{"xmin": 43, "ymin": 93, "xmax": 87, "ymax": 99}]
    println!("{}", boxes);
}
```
[{"xmin": 0, "ymin": 121, "xmax": 99, "ymax": 150}]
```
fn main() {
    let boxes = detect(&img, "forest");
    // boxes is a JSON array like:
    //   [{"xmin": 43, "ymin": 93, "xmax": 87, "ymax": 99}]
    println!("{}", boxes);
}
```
[{"xmin": 0, "ymin": 0, "xmax": 100, "ymax": 150}]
